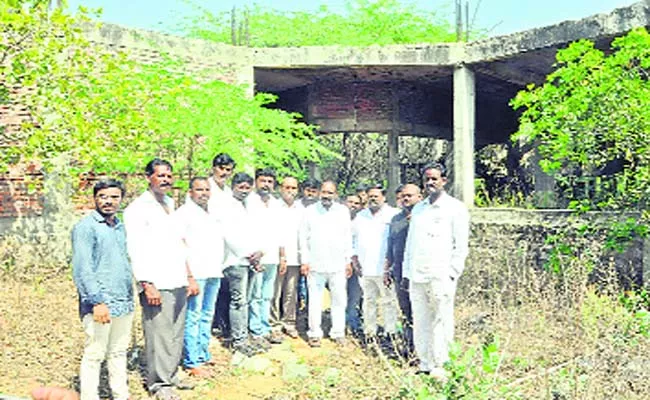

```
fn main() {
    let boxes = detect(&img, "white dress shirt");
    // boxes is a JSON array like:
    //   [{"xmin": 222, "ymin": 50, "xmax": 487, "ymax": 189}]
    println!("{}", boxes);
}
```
[
  {"xmin": 222, "ymin": 197, "xmax": 262, "ymax": 267},
  {"xmin": 352, "ymin": 204, "xmax": 399, "ymax": 277},
  {"xmin": 246, "ymin": 192, "xmax": 285, "ymax": 265},
  {"xmin": 173, "ymin": 199, "xmax": 227, "ymax": 279},
  {"xmin": 403, "ymin": 192, "xmax": 470, "ymax": 283},
  {"xmin": 123, "ymin": 191, "xmax": 187, "ymax": 290},
  {"xmin": 207, "ymin": 177, "xmax": 233, "ymax": 222},
  {"xmin": 299, "ymin": 201, "xmax": 352, "ymax": 273},
  {"xmin": 279, "ymin": 200, "xmax": 304, "ymax": 266}
]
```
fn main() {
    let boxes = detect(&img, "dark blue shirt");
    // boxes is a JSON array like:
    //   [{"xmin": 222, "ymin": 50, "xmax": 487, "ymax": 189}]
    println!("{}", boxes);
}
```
[
  {"xmin": 72, "ymin": 210, "xmax": 134, "ymax": 319},
  {"xmin": 386, "ymin": 210, "xmax": 410, "ymax": 281}
]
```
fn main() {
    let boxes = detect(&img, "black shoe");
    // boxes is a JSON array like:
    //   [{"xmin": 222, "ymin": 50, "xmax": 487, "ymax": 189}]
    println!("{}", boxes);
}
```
[
  {"xmin": 250, "ymin": 336, "xmax": 271, "ymax": 352},
  {"xmin": 232, "ymin": 343, "xmax": 261, "ymax": 357},
  {"xmin": 266, "ymin": 332, "xmax": 285, "ymax": 344}
]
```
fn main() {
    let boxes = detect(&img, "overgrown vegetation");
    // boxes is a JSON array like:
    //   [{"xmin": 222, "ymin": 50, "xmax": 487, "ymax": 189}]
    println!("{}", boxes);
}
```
[
  {"xmin": 512, "ymin": 28, "xmax": 650, "ymax": 212},
  {"xmin": 0, "ymin": 1, "xmax": 333, "ymax": 181},
  {"xmin": 181, "ymin": 0, "xmax": 472, "ymax": 47},
  {"xmin": 0, "ymin": 0, "xmax": 335, "ymax": 275}
]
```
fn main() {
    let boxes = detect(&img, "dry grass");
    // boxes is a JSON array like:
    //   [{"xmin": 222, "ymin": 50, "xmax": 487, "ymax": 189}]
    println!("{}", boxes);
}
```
[{"xmin": 2, "ymin": 223, "xmax": 650, "ymax": 399}]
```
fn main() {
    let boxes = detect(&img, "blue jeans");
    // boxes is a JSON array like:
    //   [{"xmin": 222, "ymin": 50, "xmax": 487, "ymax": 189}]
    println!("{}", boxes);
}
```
[
  {"xmin": 183, "ymin": 277, "xmax": 221, "ymax": 368},
  {"xmin": 346, "ymin": 272, "xmax": 363, "ymax": 332},
  {"xmin": 248, "ymin": 264, "xmax": 278, "ymax": 337}
]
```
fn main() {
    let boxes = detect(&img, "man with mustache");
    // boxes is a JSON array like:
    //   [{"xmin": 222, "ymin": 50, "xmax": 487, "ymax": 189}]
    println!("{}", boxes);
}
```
[
  {"xmin": 384, "ymin": 183, "xmax": 422, "ymax": 359},
  {"xmin": 300, "ymin": 178, "xmax": 320, "ymax": 207},
  {"xmin": 344, "ymin": 192, "xmax": 363, "ymax": 336},
  {"xmin": 355, "ymin": 183, "xmax": 370, "ymax": 209},
  {"xmin": 299, "ymin": 180, "xmax": 353, "ymax": 347},
  {"xmin": 208, "ymin": 153, "xmax": 236, "ymax": 215},
  {"xmin": 352, "ymin": 184, "xmax": 399, "ymax": 350},
  {"xmin": 247, "ymin": 168, "xmax": 286, "ymax": 348},
  {"xmin": 270, "ymin": 176, "xmax": 303, "ymax": 339},
  {"xmin": 222, "ymin": 172, "xmax": 265, "ymax": 357},
  {"xmin": 403, "ymin": 162, "xmax": 469, "ymax": 380},
  {"xmin": 296, "ymin": 177, "xmax": 321, "ymax": 332},
  {"xmin": 124, "ymin": 159, "xmax": 195, "ymax": 400},
  {"xmin": 72, "ymin": 179, "xmax": 133, "ymax": 400},
  {"xmin": 209, "ymin": 153, "xmax": 236, "ymax": 340},
  {"xmin": 175, "ymin": 177, "xmax": 241, "ymax": 378}
]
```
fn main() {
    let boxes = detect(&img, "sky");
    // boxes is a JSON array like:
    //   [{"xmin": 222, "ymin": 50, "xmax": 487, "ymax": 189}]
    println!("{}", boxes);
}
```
[{"xmin": 66, "ymin": 0, "xmax": 637, "ymax": 38}]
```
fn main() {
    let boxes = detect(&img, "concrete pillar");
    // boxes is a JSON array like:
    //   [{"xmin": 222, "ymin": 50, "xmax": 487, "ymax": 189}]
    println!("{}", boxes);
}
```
[
  {"xmin": 529, "ymin": 145, "xmax": 558, "ymax": 208},
  {"xmin": 453, "ymin": 64, "xmax": 475, "ymax": 207},
  {"xmin": 387, "ymin": 87, "xmax": 400, "ymax": 205},
  {"xmin": 387, "ymin": 130, "xmax": 399, "ymax": 205}
]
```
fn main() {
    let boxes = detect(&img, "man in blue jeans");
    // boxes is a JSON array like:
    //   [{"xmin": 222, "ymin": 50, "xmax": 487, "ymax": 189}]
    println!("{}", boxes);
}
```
[
  {"xmin": 247, "ymin": 168, "xmax": 286, "ymax": 348},
  {"xmin": 175, "ymin": 177, "xmax": 243, "ymax": 377}
]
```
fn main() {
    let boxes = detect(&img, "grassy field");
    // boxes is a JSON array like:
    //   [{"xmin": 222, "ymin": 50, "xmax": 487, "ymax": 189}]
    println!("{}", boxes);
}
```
[{"xmin": 2, "ymin": 267, "xmax": 650, "ymax": 399}]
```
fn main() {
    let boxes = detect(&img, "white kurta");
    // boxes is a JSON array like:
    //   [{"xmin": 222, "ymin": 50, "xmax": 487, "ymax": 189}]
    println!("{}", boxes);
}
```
[
  {"xmin": 403, "ymin": 192, "xmax": 469, "ymax": 371},
  {"xmin": 299, "ymin": 201, "xmax": 353, "ymax": 340},
  {"xmin": 352, "ymin": 205, "xmax": 399, "ymax": 335}
]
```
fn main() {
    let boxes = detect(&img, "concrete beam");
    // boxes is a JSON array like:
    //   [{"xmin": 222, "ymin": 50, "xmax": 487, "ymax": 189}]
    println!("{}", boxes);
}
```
[
  {"xmin": 252, "ymin": 44, "xmax": 466, "ymax": 68},
  {"xmin": 465, "ymin": 1, "xmax": 650, "ymax": 64},
  {"xmin": 453, "ymin": 65, "xmax": 476, "ymax": 207}
]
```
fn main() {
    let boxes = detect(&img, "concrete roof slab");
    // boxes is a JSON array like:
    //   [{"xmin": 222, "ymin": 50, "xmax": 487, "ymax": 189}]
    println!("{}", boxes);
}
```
[{"xmin": 465, "ymin": 1, "xmax": 650, "ymax": 64}]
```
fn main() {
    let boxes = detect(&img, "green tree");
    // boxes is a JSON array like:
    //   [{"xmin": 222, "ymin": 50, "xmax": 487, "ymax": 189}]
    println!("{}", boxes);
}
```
[
  {"xmin": 0, "ymin": 1, "xmax": 334, "ymax": 185},
  {"xmin": 511, "ymin": 28, "xmax": 650, "ymax": 211},
  {"xmin": 182, "ymin": 0, "xmax": 467, "ymax": 47}
]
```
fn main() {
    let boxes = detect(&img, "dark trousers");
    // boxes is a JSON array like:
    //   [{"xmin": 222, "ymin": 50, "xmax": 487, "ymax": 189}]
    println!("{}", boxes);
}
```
[
  {"xmin": 213, "ymin": 276, "xmax": 231, "ymax": 336},
  {"xmin": 223, "ymin": 265, "xmax": 251, "ymax": 346},
  {"xmin": 395, "ymin": 278, "xmax": 414, "ymax": 353},
  {"xmin": 140, "ymin": 287, "xmax": 187, "ymax": 394},
  {"xmin": 346, "ymin": 272, "xmax": 363, "ymax": 333},
  {"xmin": 271, "ymin": 265, "xmax": 300, "ymax": 331}
]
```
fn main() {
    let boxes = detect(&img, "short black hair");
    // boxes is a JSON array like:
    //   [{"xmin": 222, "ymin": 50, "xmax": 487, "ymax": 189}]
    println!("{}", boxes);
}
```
[
  {"xmin": 395, "ymin": 184, "xmax": 405, "ymax": 194},
  {"xmin": 321, "ymin": 180, "xmax": 338, "ymax": 193},
  {"xmin": 189, "ymin": 176, "xmax": 208, "ymax": 189},
  {"xmin": 144, "ymin": 158, "xmax": 173, "ymax": 177},
  {"xmin": 93, "ymin": 179, "xmax": 125, "ymax": 197},
  {"xmin": 368, "ymin": 183, "xmax": 386, "ymax": 196},
  {"xmin": 355, "ymin": 183, "xmax": 369, "ymax": 193},
  {"xmin": 212, "ymin": 153, "xmax": 236, "ymax": 168},
  {"xmin": 421, "ymin": 162, "xmax": 448, "ymax": 178},
  {"xmin": 231, "ymin": 172, "xmax": 253, "ymax": 187},
  {"xmin": 301, "ymin": 178, "xmax": 321, "ymax": 190},
  {"xmin": 255, "ymin": 167, "xmax": 276, "ymax": 181}
]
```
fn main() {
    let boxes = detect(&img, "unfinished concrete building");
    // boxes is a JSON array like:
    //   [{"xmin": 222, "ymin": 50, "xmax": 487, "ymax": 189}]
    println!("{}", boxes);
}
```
[{"xmin": 1, "ymin": 1, "xmax": 649, "ymax": 221}]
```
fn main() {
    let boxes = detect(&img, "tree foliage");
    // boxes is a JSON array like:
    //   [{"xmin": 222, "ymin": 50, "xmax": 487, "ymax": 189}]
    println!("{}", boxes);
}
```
[
  {"xmin": 0, "ymin": 1, "xmax": 334, "ymax": 188},
  {"xmin": 182, "ymin": 0, "xmax": 464, "ymax": 47},
  {"xmin": 511, "ymin": 28, "xmax": 650, "ymax": 210}
]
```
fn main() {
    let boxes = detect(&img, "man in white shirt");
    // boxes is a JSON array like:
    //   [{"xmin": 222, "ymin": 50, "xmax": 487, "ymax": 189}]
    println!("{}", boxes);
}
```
[
  {"xmin": 123, "ymin": 159, "xmax": 197, "ymax": 400},
  {"xmin": 299, "ymin": 180, "xmax": 353, "ymax": 347},
  {"xmin": 222, "ymin": 172, "xmax": 264, "ymax": 357},
  {"xmin": 207, "ymin": 153, "xmax": 236, "ymax": 221},
  {"xmin": 247, "ymin": 168, "xmax": 286, "ymax": 347},
  {"xmin": 403, "ymin": 162, "xmax": 470, "ymax": 379},
  {"xmin": 344, "ymin": 192, "xmax": 363, "ymax": 336},
  {"xmin": 208, "ymin": 153, "xmax": 236, "ymax": 340},
  {"xmin": 175, "ymin": 177, "xmax": 234, "ymax": 378},
  {"xmin": 352, "ymin": 184, "xmax": 399, "ymax": 347},
  {"xmin": 271, "ymin": 176, "xmax": 303, "ymax": 339}
]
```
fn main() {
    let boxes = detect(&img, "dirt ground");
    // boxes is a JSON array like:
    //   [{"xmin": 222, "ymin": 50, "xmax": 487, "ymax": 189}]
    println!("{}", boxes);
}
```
[
  {"xmin": 4, "ymin": 273, "xmax": 650, "ymax": 399},
  {"xmin": 0, "ymin": 277, "xmax": 405, "ymax": 400}
]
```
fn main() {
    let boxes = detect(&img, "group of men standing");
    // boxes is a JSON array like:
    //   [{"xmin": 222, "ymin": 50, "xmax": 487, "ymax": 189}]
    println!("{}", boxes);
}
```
[{"xmin": 71, "ymin": 152, "xmax": 469, "ymax": 400}]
